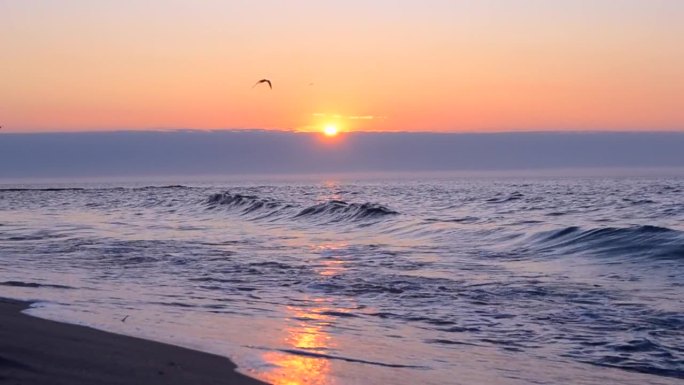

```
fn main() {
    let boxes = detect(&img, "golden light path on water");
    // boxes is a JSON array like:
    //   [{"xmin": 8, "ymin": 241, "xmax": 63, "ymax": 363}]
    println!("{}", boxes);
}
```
[
  {"xmin": 260, "ymin": 242, "xmax": 351, "ymax": 385},
  {"xmin": 261, "ymin": 303, "xmax": 333, "ymax": 385}
]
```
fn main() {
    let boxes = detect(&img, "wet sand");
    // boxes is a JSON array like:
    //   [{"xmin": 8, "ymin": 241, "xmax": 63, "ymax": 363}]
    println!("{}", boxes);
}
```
[{"xmin": 0, "ymin": 298, "xmax": 269, "ymax": 385}]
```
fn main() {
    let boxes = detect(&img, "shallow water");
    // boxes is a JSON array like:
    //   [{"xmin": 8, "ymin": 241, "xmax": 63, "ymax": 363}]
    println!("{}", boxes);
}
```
[{"xmin": 0, "ymin": 176, "xmax": 682, "ymax": 384}]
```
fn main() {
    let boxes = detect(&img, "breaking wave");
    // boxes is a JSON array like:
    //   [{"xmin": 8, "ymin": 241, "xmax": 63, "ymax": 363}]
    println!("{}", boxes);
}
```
[
  {"xmin": 523, "ymin": 225, "xmax": 684, "ymax": 260},
  {"xmin": 206, "ymin": 193, "xmax": 285, "ymax": 213},
  {"xmin": 294, "ymin": 200, "xmax": 398, "ymax": 222},
  {"xmin": 206, "ymin": 192, "xmax": 398, "ymax": 224}
]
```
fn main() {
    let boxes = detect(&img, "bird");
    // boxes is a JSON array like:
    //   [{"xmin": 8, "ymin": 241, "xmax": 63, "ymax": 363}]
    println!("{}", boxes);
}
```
[
  {"xmin": 253, "ymin": 79, "xmax": 272, "ymax": 89},
  {"xmin": 121, "ymin": 315, "xmax": 129, "ymax": 322}
]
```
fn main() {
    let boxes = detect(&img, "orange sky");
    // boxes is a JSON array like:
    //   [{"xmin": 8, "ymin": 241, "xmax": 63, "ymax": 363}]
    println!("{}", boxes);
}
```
[{"xmin": 1, "ymin": 1, "xmax": 682, "ymax": 133}]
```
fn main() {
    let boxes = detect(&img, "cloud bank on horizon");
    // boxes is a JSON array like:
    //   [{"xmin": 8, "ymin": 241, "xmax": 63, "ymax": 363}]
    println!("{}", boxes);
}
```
[{"xmin": 1, "ymin": 131, "xmax": 683, "ymax": 179}]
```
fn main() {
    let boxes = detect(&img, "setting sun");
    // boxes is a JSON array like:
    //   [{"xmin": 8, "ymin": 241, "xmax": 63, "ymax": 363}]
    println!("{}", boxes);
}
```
[{"xmin": 323, "ymin": 125, "xmax": 339, "ymax": 137}]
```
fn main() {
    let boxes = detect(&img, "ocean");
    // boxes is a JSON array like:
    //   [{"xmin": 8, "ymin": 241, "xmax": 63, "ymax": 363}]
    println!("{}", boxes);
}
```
[{"xmin": 0, "ymin": 175, "xmax": 682, "ymax": 384}]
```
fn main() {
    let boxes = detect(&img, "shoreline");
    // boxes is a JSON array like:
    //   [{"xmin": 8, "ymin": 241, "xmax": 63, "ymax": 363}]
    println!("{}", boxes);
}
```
[{"xmin": 0, "ymin": 297, "xmax": 269, "ymax": 385}]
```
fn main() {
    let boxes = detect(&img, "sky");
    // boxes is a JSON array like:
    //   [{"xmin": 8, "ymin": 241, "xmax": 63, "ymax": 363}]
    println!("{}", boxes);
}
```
[{"xmin": 1, "ymin": 0, "xmax": 683, "ymax": 133}]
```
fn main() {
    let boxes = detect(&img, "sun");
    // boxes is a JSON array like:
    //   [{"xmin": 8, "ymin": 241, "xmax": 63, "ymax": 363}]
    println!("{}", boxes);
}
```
[{"xmin": 323, "ymin": 124, "xmax": 339, "ymax": 137}]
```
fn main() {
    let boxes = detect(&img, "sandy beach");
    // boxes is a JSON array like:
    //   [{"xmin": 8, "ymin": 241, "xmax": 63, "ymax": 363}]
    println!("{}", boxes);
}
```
[{"xmin": 0, "ymin": 297, "xmax": 269, "ymax": 385}]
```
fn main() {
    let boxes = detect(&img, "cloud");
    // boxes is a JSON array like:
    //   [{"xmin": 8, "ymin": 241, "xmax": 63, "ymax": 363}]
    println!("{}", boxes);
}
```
[
  {"xmin": 348, "ymin": 115, "xmax": 374, "ymax": 120},
  {"xmin": 1, "ymin": 131, "xmax": 684, "ymax": 179}
]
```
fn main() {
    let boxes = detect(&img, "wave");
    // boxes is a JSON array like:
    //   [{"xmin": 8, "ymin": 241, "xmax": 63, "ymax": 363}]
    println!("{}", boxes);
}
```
[
  {"xmin": 486, "ymin": 191, "xmax": 524, "ymax": 204},
  {"xmin": 0, "ymin": 185, "xmax": 192, "ymax": 192},
  {"xmin": 206, "ymin": 192, "xmax": 398, "ymax": 224},
  {"xmin": 0, "ymin": 281, "xmax": 74, "ymax": 289},
  {"xmin": 251, "ymin": 347, "xmax": 427, "ymax": 369},
  {"xmin": 294, "ymin": 200, "xmax": 398, "ymax": 222},
  {"xmin": 523, "ymin": 225, "xmax": 684, "ymax": 260},
  {"xmin": 131, "ymin": 185, "xmax": 192, "ymax": 191},
  {"xmin": 0, "ymin": 187, "xmax": 86, "ymax": 192},
  {"xmin": 206, "ymin": 193, "xmax": 284, "ymax": 214}
]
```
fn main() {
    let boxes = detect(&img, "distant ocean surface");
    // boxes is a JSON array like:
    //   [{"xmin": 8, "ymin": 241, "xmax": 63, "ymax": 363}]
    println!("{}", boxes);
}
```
[{"xmin": 1, "ymin": 176, "xmax": 682, "ymax": 385}]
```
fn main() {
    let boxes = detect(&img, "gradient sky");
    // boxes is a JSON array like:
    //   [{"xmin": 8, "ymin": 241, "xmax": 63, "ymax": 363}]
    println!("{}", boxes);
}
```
[{"xmin": 1, "ymin": 1, "xmax": 683, "ymax": 133}]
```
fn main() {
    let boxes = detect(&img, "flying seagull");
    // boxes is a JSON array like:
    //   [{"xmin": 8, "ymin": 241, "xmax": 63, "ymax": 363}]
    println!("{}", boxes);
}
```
[{"xmin": 253, "ymin": 79, "xmax": 272, "ymax": 89}]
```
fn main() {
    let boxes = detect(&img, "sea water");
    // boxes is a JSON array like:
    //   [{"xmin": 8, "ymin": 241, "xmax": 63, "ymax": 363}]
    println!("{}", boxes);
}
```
[{"xmin": 0, "ymin": 175, "xmax": 682, "ymax": 384}]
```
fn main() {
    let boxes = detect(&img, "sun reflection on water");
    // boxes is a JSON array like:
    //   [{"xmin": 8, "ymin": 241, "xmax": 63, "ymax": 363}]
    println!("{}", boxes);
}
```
[
  {"xmin": 261, "ymin": 305, "xmax": 335, "ymax": 385},
  {"xmin": 260, "ymin": 244, "xmax": 349, "ymax": 385}
]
